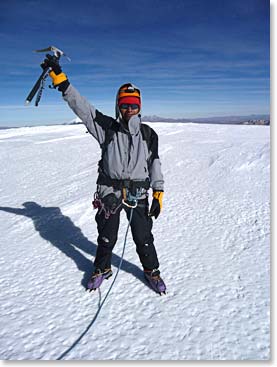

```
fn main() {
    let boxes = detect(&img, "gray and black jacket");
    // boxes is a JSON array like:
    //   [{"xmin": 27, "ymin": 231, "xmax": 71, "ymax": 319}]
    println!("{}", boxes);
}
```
[{"xmin": 63, "ymin": 84, "xmax": 164, "ymax": 199}]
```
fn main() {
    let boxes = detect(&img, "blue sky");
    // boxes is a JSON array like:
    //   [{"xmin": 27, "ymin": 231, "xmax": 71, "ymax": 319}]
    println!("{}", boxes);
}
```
[{"xmin": 0, "ymin": 0, "xmax": 270, "ymax": 127}]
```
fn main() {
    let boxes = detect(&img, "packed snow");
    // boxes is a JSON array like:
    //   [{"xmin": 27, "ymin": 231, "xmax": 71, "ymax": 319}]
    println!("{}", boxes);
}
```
[{"xmin": 0, "ymin": 122, "xmax": 270, "ymax": 360}]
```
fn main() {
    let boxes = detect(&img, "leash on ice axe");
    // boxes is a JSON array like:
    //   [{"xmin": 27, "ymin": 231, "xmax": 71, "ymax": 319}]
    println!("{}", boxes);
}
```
[{"xmin": 25, "ymin": 46, "xmax": 70, "ymax": 106}]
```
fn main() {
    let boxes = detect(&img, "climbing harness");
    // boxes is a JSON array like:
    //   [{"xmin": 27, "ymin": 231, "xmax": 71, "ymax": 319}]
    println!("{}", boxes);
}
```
[{"xmin": 92, "ymin": 181, "xmax": 147, "ymax": 214}]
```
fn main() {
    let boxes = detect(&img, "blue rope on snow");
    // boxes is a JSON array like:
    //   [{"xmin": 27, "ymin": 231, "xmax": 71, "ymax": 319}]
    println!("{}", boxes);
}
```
[{"xmin": 56, "ymin": 207, "xmax": 134, "ymax": 360}]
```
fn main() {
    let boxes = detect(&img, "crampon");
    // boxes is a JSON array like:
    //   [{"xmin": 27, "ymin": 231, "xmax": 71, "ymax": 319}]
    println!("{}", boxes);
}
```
[
  {"xmin": 87, "ymin": 268, "xmax": 113, "ymax": 292},
  {"xmin": 144, "ymin": 269, "xmax": 166, "ymax": 295}
]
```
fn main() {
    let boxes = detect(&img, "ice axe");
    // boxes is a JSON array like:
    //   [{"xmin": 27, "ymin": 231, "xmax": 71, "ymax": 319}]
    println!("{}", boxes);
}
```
[{"xmin": 25, "ymin": 46, "xmax": 70, "ymax": 106}]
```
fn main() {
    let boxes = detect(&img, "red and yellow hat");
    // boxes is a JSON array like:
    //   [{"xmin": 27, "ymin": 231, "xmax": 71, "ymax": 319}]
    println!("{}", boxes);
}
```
[{"xmin": 117, "ymin": 83, "xmax": 141, "ymax": 110}]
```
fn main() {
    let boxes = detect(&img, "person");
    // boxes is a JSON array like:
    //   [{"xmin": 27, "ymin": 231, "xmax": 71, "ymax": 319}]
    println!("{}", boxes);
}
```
[{"xmin": 41, "ymin": 55, "xmax": 166, "ymax": 293}]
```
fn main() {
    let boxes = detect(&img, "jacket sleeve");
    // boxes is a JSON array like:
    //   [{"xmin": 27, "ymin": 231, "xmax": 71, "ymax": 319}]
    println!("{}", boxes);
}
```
[
  {"xmin": 62, "ymin": 84, "xmax": 115, "ymax": 145},
  {"xmin": 148, "ymin": 129, "xmax": 164, "ymax": 191}
]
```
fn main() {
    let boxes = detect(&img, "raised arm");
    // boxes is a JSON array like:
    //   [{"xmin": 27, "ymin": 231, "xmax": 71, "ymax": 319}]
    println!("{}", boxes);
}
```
[
  {"xmin": 62, "ymin": 84, "xmax": 114, "ymax": 144},
  {"xmin": 42, "ymin": 55, "xmax": 115, "ymax": 145}
]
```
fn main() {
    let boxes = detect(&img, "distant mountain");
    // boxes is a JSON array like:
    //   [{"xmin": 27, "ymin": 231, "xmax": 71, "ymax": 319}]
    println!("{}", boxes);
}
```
[
  {"xmin": 66, "ymin": 117, "xmax": 82, "ymax": 125},
  {"xmin": 64, "ymin": 114, "xmax": 270, "ymax": 126},
  {"xmin": 191, "ymin": 114, "xmax": 270, "ymax": 124},
  {"xmin": 142, "ymin": 114, "xmax": 270, "ymax": 125},
  {"xmin": 141, "ymin": 115, "xmax": 192, "ymax": 123}
]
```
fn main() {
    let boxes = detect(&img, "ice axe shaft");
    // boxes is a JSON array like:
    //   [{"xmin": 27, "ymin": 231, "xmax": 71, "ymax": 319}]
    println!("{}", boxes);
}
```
[{"xmin": 25, "ymin": 67, "xmax": 49, "ymax": 105}]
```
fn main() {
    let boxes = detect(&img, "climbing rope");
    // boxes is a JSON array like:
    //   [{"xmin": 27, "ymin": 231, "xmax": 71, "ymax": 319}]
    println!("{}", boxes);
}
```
[{"xmin": 56, "ymin": 207, "xmax": 134, "ymax": 360}]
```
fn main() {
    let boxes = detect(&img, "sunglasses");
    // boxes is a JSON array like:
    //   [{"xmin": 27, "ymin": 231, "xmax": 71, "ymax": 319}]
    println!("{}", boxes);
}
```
[{"xmin": 119, "ymin": 104, "xmax": 140, "ymax": 110}]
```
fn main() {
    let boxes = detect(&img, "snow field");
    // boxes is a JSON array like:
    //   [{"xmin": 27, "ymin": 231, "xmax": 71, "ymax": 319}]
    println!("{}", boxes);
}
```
[{"xmin": 0, "ymin": 122, "xmax": 270, "ymax": 360}]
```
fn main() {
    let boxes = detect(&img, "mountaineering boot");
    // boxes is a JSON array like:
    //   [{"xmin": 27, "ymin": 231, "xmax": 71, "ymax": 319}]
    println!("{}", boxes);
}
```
[
  {"xmin": 87, "ymin": 268, "xmax": 113, "ymax": 291},
  {"xmin": 144, "ymin": 269, "xmax": 166, "ymax": 295}
]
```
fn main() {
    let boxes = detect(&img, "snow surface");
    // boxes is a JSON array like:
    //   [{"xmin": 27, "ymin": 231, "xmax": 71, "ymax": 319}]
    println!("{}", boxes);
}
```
[{"xmin": 0, "ymin": 122, "xmax": 270, "ymax": 360}]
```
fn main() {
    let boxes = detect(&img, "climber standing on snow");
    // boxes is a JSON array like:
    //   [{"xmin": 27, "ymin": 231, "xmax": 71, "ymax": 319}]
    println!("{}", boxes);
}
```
[{"xmin": 41, "ymin": 55, "xmax": 166, "ymax": 293}]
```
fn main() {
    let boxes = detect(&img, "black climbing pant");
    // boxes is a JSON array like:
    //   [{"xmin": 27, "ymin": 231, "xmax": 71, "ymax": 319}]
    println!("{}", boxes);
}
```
[{"xmin": 94, "ymin": 197, "xmax": 160, "ymax": 271}]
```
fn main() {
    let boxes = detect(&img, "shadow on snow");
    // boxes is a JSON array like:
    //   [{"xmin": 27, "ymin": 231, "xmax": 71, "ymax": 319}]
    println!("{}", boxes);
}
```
[{"xmin": 0, "ymin": 202, "xmax": 148, "ymax": 289}]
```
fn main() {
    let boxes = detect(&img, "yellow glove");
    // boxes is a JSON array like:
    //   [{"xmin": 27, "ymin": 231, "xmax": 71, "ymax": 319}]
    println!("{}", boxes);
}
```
[
  {"xmin": 49, "ymin": 70, "xmax": 68, "ymax": 87},
  {"xmin": 149, "ymin": 191, "xmax": 164, "ymax": 218}
]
